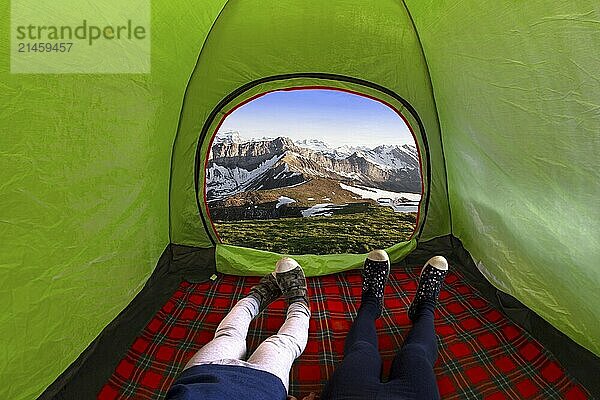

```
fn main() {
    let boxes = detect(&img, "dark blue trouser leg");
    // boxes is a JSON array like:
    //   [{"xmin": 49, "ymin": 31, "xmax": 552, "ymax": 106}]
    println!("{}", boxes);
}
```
[
  {"xmin": 321, "ymin": 298, "xmax": 382, "ymax": 399},
  {"xmin": 344, "ymin": 298, "xmax": 380, "ymax": 352},
  {"xmin": 386, "ymin": 301, "xmax": 440, "ymax": 400}
]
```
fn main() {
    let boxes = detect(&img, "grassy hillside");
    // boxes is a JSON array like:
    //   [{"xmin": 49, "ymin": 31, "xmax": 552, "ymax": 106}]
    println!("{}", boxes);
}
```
[{"xmin": 215, "ymin": 203, "xmax": 416, "ymax": 254}]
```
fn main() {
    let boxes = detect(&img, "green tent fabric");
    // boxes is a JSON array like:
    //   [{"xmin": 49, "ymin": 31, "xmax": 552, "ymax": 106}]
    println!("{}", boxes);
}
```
[{"xmin": 1, "ymin": 1, "xmax": 598, "ymax": 398}]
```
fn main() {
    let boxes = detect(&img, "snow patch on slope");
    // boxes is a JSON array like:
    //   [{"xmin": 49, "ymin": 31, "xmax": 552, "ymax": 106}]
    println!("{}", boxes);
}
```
[
  {"xmin": 340, "ymin": 183, "xmax": 420, "ymax": 212},
  {"xmin": 207, "ymin": 154, "xmax": 283, "ymax": 200},
  {"xmin": 340, "ymin": 183, "xmax": 421, "ymax": 202},
  {"xmin": 276, "ymin": 196, "xmax": 296, "ymax": 209},
  {"xmin": 301, "ymin": 203, "xmax": 346, "ymax": 217}
]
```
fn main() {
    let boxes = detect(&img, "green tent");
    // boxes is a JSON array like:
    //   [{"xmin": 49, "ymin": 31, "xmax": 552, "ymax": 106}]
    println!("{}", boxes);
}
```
[{"xmin": 1, "ymin": 1, "xmax": 598, "ymax": 398}]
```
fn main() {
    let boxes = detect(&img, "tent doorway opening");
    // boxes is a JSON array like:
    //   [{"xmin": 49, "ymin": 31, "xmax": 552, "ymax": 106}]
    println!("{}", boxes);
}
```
[{"xmin": 203, "ymin": 88, "xmax": 423, "ymax": 255}]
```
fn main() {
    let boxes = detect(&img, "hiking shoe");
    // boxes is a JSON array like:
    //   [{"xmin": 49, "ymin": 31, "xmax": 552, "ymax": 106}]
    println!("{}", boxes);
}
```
[
  {"xmin": 275, "ymin": 258, "xmax": 309, "ymax": 307},
  {"xmin": 248, "ymin": 272, "xmax": 282, "ymax": 312},
  {"xmin": 362, "ymin": 250, "xmax": 391, "ymax": 305},
  {"xmin": 408, "ymin": 256, "xmax": 448, "ymax": 321}
]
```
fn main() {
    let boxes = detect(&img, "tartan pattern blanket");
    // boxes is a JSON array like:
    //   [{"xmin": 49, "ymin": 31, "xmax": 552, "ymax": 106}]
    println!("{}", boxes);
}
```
[{"xmin": 99, "ymin": 267, "xmax": 590, "ymax": 399}]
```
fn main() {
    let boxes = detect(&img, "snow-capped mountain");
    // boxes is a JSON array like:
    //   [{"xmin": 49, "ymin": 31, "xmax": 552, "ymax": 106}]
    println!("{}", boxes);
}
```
[
  {"xmin": 213, "ymin": 131, "xmax": 278, "ymax": 145},
  {"xmin": 294, "ymin": 138, "xmax": 334, "ymax": 153},
  {"xmin": 206, "ymin": 133, "xmax": 421, "ymax": 201},
  {"xmin": 214, "ymin": 131, "xmax": 244, "ymax": 144},
  {"xmin": 295, "ymin": 139, "xmax": 418, "ymax": 172}
]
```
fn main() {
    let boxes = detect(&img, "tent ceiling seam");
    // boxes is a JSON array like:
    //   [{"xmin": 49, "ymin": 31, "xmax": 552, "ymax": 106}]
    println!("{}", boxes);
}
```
[
  {"xmin": 168, "ymin": 0, "xmax": 232, "ymax": 246},
  {"xmin": 400, "ymin": 0, "xmax": 454, "ymax": 237}
]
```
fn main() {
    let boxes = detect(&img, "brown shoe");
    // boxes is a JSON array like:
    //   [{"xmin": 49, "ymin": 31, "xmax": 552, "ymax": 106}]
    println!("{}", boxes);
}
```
[
  {"xmin": 248, "ymin": 272, "xmax": 282, "ymax": 312},
  {"xmin": 274, "ymin": 258, "xmax": 309, "ymax": 307}
]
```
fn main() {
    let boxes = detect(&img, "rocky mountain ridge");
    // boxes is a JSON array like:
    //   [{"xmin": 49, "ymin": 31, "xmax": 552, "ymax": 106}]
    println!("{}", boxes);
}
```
[{"xmin": 206, "ymin": 132, "xmax": 421, "ymax": 201}]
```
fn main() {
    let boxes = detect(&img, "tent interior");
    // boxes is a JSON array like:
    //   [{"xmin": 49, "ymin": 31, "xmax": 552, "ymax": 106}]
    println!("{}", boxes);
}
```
[{"xmin": 1, "ymin": 1, "xmax": 599, "ymax": 399}]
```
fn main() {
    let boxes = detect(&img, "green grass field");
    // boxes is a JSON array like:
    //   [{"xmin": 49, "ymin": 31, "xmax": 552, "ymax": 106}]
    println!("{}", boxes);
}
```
[{"xmin": 214, "ymin": 204, "xmax": 416, "ymax": 254}]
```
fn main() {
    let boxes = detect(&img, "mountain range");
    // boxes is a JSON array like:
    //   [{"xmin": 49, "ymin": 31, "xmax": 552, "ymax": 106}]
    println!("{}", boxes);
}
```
[{"xmin": 206, "ymin": 131, "xmax": 421, "ymax": 203}]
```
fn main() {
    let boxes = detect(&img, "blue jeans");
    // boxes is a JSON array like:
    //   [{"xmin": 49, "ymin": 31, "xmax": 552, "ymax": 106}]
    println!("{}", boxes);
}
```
[{"xmin": 321, "ymin": 298, "xmax": 440, "ymax": 400}]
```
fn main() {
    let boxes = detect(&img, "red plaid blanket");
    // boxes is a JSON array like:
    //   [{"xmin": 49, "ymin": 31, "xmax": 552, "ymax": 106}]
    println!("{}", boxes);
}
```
[{"xmin": 99, "ymin": 268, "xmax": 590, "ymax": 399}]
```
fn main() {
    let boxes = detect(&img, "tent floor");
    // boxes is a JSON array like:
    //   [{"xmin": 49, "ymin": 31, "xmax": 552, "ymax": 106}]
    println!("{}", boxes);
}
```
[{"xmin": 98, "ymin": 266, "xmax": 590, "ymax": 399}]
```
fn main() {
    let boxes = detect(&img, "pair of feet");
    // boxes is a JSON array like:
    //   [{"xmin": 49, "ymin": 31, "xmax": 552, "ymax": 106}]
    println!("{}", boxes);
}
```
[
  {"xmin": 248, "ymin": 258, "xmax": 309, "ymax": 312},
  {"xmin": 363, "ymin": 250, "xmax": 448, "ymax": 320},
  {"xmin": 248, "ymin": 251, "xmax": 449, "ymax": 320}
]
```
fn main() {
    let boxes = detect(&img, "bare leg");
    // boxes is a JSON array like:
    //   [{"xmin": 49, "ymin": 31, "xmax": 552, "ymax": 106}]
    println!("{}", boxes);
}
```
[
  {"xmin": 246, "ymin": 302, "xmax": 310, "ymax": 390},
  {"xmin": 183, "ymin": 296, "xmax": 259, "ymax": 370}
]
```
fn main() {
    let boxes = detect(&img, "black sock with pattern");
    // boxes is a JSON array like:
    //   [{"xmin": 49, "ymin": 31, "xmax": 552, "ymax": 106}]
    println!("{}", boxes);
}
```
[
  {"xmin": 361, "ymin": 250, "xmax": 390, "ymax": 314},
  {"xmin": 408, "ymin": 256, "xmax": 448, "ymax": 321}
]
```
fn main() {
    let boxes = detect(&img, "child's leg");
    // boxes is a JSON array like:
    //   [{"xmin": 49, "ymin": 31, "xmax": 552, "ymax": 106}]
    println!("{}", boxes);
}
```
[
  {"xmin": 184, "ymin": 296, "xmax": 259, "ymax": 369},
  {"xmin": 184, "ymin": 271, "xmax": 282, "ymax": 369},
  {"xmin": 246, "ymin": 302, "xmax": 311, "ymax": 390}
]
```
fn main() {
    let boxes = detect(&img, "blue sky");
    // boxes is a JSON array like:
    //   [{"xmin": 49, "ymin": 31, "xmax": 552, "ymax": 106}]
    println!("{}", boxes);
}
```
[{"xmin": 218, "ymin": 89, "xmax": 414, "ymax": 148}]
